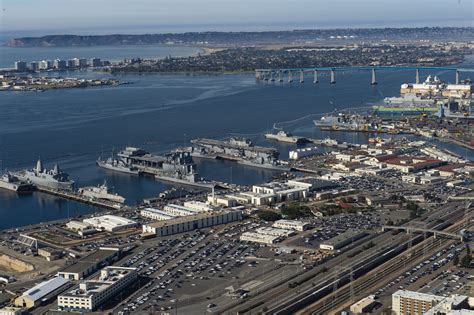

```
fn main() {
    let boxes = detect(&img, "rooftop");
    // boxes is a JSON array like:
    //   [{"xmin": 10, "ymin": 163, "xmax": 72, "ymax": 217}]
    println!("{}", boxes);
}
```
[
  {"xmin": 22, "ymin": 277, "xmax": 69, "ymax": 302},
  {"xmin": 145, "ymin": 209, "xmax": 240, "ymax": 228}
]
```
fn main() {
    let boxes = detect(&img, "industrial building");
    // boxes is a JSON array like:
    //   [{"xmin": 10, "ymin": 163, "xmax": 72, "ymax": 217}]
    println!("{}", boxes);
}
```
[
  {"xmin": 140, "ymin": 208, "xmax": 176, "ymax": 221},
  {"xmin": 163, "ymin": 204, "xmax": 205, "ymax": 216},
  {"xmin": 82, "ymin": 215, "xmax": 137, "ymax": 232},
  {"xmin": 142, "ymin": 210, "xmax": 242, "ymax": 236},
  {"xmin": 255, "ymin": 227, "xmax": 295, "ymax": 237},
  {"xmin": 58, "ymin": 266, "xmax": 137, "ymax": 312},
  {"xmin": 58, "ymin": 248, "xmax": 121, "ymax": 280},
  {"xmin": 319, "ymin": 230, "xmax": 367, "ymax": 251},
  {"xmin": 66, "ymin": 220, "xmax": 97, "ymax": 237},
  {"xmin": 273, "ymin": 219, "xmax": 309, "ymax": 231},
  {"xmin": 240, "ymin": 232, "xmax": 280, "ymax": 244},
  {"xmin": 183, "ymin": 201, "xmax": 215, "ymax": 212},
  {"xmin": 14, "ymin": 277, "xmax": 70, "ymax": 309}
]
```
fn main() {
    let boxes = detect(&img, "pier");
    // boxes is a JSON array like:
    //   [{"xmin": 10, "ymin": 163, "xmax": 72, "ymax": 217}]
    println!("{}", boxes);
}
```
[
  {"xmin": 36, "ymin": 187, "xmax": 123, "ymax": 210},
  {"xmin": 255, "ymin": 66, "xmax": 474, "ymax": 85}
]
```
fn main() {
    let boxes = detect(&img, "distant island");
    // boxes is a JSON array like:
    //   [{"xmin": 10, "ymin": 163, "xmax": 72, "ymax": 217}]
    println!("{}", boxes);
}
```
[{"xmin": 7, "ymin": 27, "xmax": 474, "ymax": 47}]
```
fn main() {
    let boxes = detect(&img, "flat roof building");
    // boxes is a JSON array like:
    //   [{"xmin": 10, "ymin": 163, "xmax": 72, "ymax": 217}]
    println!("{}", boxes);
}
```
[
  {"xmin": 273, "ymin": 219, "xmax": 309, "ymax": 231},
  {"xmin": 83, "ymin": 215, "xmax": 137, "ymax": 232},
  {"xmin": 58, "ymin": 266, "xmax": 137, "ymax": 312},
  {"xmin": 140, "ymin": 208, "xmax": 176, "ymax": 221},
  {"xmin": 240, "ymin": 232, "xmax": 279, "ymax": 244},
  {"xmin": 392, "ymin": 290, "xmax": 441, "ymax": 315},
  {"xmin": 14, "ymin": 277, "xmax": 69, "ymax": 309},
  {"xmin": 319, "ymin": 229, "xmax": 367, "ymax": 251},
  {"xmin": 143, "ymin": 210, "xmax": 242, "ymax": 236},
  {"xmin": 58, "ymin": 248, "xmax": 121, "ymax": 281},
  {"xmin": 350, "ymin": 296, "xmax": 377, "ymax": 314}
]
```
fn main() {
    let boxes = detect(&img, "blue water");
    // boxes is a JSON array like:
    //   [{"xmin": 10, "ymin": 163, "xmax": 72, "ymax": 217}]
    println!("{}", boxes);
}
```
[{"xmin": 0, "ymin": 50, "xmax": 472, "ymax": 230}]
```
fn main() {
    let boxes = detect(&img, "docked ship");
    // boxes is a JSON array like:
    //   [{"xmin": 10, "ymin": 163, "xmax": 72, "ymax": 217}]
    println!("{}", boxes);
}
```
[
  {"xmin": 97, "ymin": 157, "xmax": 140, "ymax": 175},
  {"xmin": 15, "ymin": 159, "xmax": 74, "ymax": 191},
  {"xmin": 190, "ymin": 137, "xmax": 288, "ymax": 171},
  {"xmin": 78, "ymin": 181, "xmax": 125, "ymax": 203},
  {"xmin": 265, "ymin": 130, "xmax": 307, "ymax": 144},
  {"xmin": 0, "ymin": 173, "xmax": 34, "ymax": 193},
  {"xmin": 313, "ymin": 114, "xmax": 377, "ymax": 132}
]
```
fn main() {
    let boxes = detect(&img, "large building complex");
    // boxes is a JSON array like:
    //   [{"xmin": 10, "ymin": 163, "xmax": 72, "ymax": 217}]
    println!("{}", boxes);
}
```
[
  {"xmin": 58, "ymin": 266, "xmax": 137, "ymax": 312},
  {"xmin": 142, "ymin": 210, "xmax": 242, "ymax": 236},
  {"xmin": 319, "ymin": 229, "xmax": 367, "ymax": 251}
]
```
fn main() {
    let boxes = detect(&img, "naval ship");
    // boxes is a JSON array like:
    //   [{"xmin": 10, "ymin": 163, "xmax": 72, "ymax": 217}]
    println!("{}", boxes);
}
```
[
  {"xmin": 97, "ymin": 156, "xmax": 140, "ymax": 175},
  {"xmin": 14, "ymin": 159, "xmax": 74, "ymax": 191},
  {"xmin": 0, "ymin": 172, "xmax": 34, "ymax": 193},
  {"xmin": 313, "ymin": 114, "xmax": 378, "ymax": 131},
  {"xmin": 264, "ymin": 130, "xmax": 308, "ymax": 144},
  {"xmin": 78, "ymin": 181, "xmax": 125, "ymax": 203}
]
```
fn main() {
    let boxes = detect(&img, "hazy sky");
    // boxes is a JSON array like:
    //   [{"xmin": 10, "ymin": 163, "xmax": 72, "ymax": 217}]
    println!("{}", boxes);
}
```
[{"xmin": 1, "ymin": 0, "xmax": 473, "ymax": 34}]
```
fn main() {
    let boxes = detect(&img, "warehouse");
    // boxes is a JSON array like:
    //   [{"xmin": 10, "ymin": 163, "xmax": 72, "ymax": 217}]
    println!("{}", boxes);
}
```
[
  {"xmin": 255, "ymin": 227, "xmax": 295, "ymax": 237},
  {"xmin": 140, "ymin": 208, "xmax": 175, "ymax": 221},
  {"xmin": 273, "ymin": 219, "xmax": 309, "ymax": 231},
  {"xmin": 58, "ymin": 248, "xmax": 121, "ymax": 280},
  {"xmin": 240, "ymin": 232, "xmax": 280, "ymax": 245},
  {"xmin": 183, "ymin": 201, "xmax": 215, "ymax": 212},
  {"xmin": 14, "ymin": 277, "xmax": 69, "ymax": 309},
  {"xmin": 58, "ymin": 267, "xmax": 137, "ymax": 312},
  {"xmin": 142, "ymin": 210, "xmax": 242, "ymax": 236},
  {"xmin": 319, "ymin": 230, "xmax": 367, "ymax": 251},
  {"xmin": 82, "ymin": 215, "xmax": 137, "ymax": 232},
  {"xmin": 163, "ymin": 204, "xmax": 202, "ymax": 216}
]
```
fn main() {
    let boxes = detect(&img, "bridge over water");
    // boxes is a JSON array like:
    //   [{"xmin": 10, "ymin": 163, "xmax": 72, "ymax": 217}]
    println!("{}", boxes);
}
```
[{"xmin": 255, "ymin": 66, "xmax": 474, "ymax": 85}]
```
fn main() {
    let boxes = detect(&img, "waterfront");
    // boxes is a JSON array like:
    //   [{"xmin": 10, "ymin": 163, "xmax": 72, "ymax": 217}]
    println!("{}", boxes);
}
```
[
  {"xmin": 0, "ymin": 64, "xmax": 472, "ymax": 230},
  {"xmin": 0, "ymin": 44, "xmax": 202, "ymax": 69}
]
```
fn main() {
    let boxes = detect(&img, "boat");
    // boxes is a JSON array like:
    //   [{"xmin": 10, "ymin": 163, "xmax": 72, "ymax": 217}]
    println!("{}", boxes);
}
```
[
  {"xmin": 15, "ymin": 159, "xmax": 74, "ymax": 191},
  {"xmin": 313, "ymin": 114, "xmax": 362, "ymax": 131},
  {"xmin": 78, "ymin": 181, "xmax": 125, "ymax": 203},
  {"xmin": 265, "ymin": 130, "xmax": 307, "ymax": 144},
  {"xmin": 0, "ymin": 173, "xmax": 34, "ymax": 193},
  {"xmin": 97, "ymin": 157, "xmax": 140, "ymax": 175}
]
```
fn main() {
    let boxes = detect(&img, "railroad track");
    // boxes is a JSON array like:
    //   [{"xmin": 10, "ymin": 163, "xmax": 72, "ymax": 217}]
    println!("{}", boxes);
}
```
[
  {"xmin": 300, "ymin": 221, "xmax": 468, "ymax": 315},
  {"xmin": 264, "ymin": 208, "xmax": 468, "ymax": 315}
]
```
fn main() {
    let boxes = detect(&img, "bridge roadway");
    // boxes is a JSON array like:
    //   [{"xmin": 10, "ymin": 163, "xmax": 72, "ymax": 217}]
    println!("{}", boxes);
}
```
[
  {"xmin": 225, "ymin": 201, "xmax": 467, "ymax": 314},
  {"xmin": 255, "ymin": 66, "xmax": 474, "ymax": 85},
  {"xmin": 381, "ymin": 225, "xmax": 464, "ymax": 241}
]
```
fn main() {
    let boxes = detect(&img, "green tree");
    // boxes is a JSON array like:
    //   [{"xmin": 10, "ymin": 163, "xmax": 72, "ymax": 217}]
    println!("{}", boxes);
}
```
[{"xmin": 258, "ymin": 211, "xmax": 282, "ymax": 222}]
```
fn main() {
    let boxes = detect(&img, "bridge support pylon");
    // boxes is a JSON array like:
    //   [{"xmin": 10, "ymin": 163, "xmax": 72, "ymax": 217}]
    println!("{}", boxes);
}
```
[
  {"xmin": 371, "ymin": 68, "xmax": 377, "ymax": 85},
  {"xmin": 330, "ymin": 69, "xmax": 336, "ymax": 84},
  {"xmin": 416, "ymin": 69, "xmax": 420, "ymax": 84},
  {"xmin": 456, "ymin": 71, "xmax": 460, "ymax": 84},
  {"xmin": 313, "ymin": 70, "xmax": 319, "ymax": 84},
  {"xmin": 300, "ymin": 70, "xmax": 304, "ymax": 83},
  {"xmin": 288, "ymin": 71, "xmax": 293, "ymax": 83}
]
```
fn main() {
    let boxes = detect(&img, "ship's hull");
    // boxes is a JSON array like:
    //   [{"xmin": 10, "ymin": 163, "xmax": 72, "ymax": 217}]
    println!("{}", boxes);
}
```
[
  {"xmin": 265, "ymin": 134, "xmax": 306, "ymax": 144},
  {"xmin": 155, "ymin": 175, "xmax": 215, "ymax": 189},
  {"xmin": 97, "ymin": 160, "xmax": 140, "ymax": 175},
  {"xmin": 16, "ymin": 172, "xmax": 74, "ymax": 191},
  {"xmin": 0, "ymin": 180, "xmax": 34, "ymax": 193},
  {"xmin": 80, "ymin": 190, "xmax": 125, "ymax": 203}
]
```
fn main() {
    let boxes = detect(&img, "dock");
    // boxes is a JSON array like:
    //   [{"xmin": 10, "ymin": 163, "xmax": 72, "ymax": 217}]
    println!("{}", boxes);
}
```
[{"xmin": 36, "ymin": 187, "xmax": 123, "ymax": 210}]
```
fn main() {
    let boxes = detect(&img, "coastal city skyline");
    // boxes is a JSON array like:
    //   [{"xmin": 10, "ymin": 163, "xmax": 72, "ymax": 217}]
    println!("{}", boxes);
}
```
[{"xmin": 0, "ymin": 2, "xmax": 472, "ymax": 315}]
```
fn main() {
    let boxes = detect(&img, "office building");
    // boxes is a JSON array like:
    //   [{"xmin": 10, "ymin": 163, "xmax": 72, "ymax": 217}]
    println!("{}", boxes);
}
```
[
  {"xmin": 140, "ymin": 208, "xmax": 176, "ymax": 221},
  {"xmin": 90, "ymin": 58, "xmax": 101, "ymax": 67},
  {"xmin": 58, "ymin": 266, "xmax": 137, "ymax": 312},
  {"xmin": 53, "ymin": 59, "xmax": 67, "ymax": 70},
  {"xmin": 14, "ymin": 61, "xmax": 27, "ymax": 72}
]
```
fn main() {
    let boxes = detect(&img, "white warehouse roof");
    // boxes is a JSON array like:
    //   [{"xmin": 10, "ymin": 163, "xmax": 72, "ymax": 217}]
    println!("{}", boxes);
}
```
[{"xmin": 22, "ymin": 277, "xmax": 69, "ymax": 302}]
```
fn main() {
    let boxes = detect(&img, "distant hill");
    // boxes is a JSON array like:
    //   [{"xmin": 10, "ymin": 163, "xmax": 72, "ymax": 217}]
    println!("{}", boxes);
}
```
[{"xmin": 7, "ymin": 27, "xmax": 474, "ymax": 47}]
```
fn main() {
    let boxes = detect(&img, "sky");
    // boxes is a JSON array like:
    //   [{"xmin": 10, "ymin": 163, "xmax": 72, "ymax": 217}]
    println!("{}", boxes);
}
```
[{"xmin": 1, "ymin": 0, "xmax": 473, "ymax": 36}]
